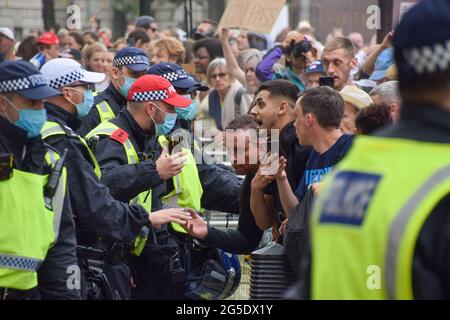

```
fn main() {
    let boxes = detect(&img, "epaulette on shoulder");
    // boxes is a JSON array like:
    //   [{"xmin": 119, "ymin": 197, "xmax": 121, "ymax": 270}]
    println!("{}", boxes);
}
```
[{"xmin": 109, "ymin": 128, "xmax": 129, "ymax": 144}]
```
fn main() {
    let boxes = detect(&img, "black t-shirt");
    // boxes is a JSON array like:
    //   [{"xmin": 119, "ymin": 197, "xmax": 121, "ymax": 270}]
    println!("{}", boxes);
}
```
[{"xmin": 295, "ymin": 134, "xmax": 355, "ymax": 201}]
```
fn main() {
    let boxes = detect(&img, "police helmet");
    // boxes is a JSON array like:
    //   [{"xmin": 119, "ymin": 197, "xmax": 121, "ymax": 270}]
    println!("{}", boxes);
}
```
[{"xmin": 185, "ymin": 245, "xmax": 241, "ymax": 300}]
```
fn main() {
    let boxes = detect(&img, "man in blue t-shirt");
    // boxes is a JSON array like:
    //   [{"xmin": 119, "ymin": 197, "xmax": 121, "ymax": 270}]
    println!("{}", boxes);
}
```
[{"xmin": 270, "ymin": 86, "xmax": 354, "ymax": 217}]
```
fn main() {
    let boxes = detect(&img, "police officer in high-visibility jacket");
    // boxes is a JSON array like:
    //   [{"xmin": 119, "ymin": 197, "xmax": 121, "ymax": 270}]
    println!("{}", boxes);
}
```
[
  {"xmin": 78, "ymin": 47, "xmax": 150, "ymax": 136},
  {"xmin": 147, "ymin": 63, "xmax": 242, "ymax": 216},
  {"xmin": 87, "ymin": 75, "xmax": 194, "ymax": 299},
  {"xmin": 0, "ymin": 60, "xmax": 79, "ymax": 300},
  {"xmin": 301, "ymin": 0, "xmax": 450, "ymax": 300},
  {"xmin": 39, "ymin": 58, "xmax": 182, "ymax": 300}
]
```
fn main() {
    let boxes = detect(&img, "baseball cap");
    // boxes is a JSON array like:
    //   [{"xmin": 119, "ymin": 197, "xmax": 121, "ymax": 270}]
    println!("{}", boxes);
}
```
[
  {"xmin": 128, "ymin": 74, "xmax": 191, "ymax": 108},
  {"xmin": 0, "ymin": 28, "xmax": 14, "ymax": 41},
  {"xmin": 36, "ymin": 32, "xmax": 59, "ymax": 46},
  {"xmin": 147, "ymin": 63, "xmax": 208, "ymax": 92},
  {"xmin": 113, "ymin": 47, "xmax": 150, "ymax": 72},
  {"xmin": 394, "ymin": 0, "xmax": 450, "ymax": 83},
  {"xmin": 340, "ymin": 85, "xmax": 373, "ymax": 110},
  {"xmin": 369, "ymin": 47, "xmax": 394, "ymax": 81},
  {"xmin": 136, "ymin": 16, "xmax": 155, "ymax": 29},
  {"xmin": 40, "ymin": 58, "xmax": 105, "ymax": 89},
  {"xmin": 305, "ymin": 60, "xmax": 325, "ymax": 74},
  {"xmin": 0, "ymin": 60, "xmax": 61, "ymax": 99}
]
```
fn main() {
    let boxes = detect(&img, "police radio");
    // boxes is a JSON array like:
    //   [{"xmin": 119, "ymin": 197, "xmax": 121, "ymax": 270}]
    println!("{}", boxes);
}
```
[
  {"xmin": 44, "ymin": 148, "xmax": 68, "ymax": 199},
  {"xmin": 0, "ymin": 153, "xmax": 13, "ymax": 180}
]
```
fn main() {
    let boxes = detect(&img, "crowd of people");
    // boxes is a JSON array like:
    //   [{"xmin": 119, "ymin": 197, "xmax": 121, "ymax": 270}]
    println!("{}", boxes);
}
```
[{"xmin": 1, "ymin": 0, "xmax": 449, "ymax": 301}]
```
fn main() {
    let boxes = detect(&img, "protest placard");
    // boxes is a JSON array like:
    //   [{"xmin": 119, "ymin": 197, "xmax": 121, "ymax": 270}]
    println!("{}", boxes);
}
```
[{"xmin": 218, "ymin": 0, "xmax": 286, "ymax": 34}]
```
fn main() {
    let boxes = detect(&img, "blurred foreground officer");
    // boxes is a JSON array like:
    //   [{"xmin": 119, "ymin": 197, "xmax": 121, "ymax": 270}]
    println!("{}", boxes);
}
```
[
  {"xmin": 79, "ymin": 48, "xmax": 150, "ymax": 136},
  {"xmin": 305, "ymin": 0, "xmax": 450, "ymax": 299},
  {"xmin": 39, "ymin": 58, "xmax": 152, "ymax": 300},
  {"xmin": 0, "ymin": 60, "xmax": 79, "ymax": 300}
]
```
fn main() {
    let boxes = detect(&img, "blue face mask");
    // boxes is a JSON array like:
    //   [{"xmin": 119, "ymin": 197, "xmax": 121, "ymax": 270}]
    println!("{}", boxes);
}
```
[
  {"xmin": 4, "ymin": 97, "xmax": 47, "ymax": 138},
  {"xmin": 76, "ymin": 90, "xmax": 94, "ymax": 118},
  {"xmin": 119, "ymin": 74, "xmax": 136, "ymax": 98},
  {"xmin": 67, "ymin": 88, "xmax": 94, "ymax": 118},
  {"xmin": 176, "ymin": 95, "xmax": 198, "ymax": 120},
  {"xmin": 151, "ymin": 104, "xmax": 177, "ymax": 136}
]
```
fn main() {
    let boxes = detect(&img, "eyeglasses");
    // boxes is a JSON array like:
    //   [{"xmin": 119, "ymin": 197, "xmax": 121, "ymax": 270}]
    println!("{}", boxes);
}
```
[
  {"xmin": 195, "ymin": 55, "xmax": 209, "ymax": 61},
  {"xmin": 210, "ymin": 73, "xmax": 227, "ymax": 80},
  {"xmin": 66, "ymin": 83, "xmax": 91, "ymax": 91}
]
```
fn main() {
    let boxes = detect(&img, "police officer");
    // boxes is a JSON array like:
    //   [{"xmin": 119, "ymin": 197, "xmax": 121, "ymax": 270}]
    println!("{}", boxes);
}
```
[
  {"xmin": 147, "ymin": 62, "xmax": 242, "ymax": 215},
  {"xmin": 78, "ymin": 47, "xmax": 150, "ymax": 136},
  {"xmin": 301, "ymin": 0, "xmax": 450, "ymax": 299},
  {"xmin": 87, "ymin": 75, "xmax": 193, "ymax": 299},
  {"xmin": 0, "ymin": 60, "xmax": 79, "ymax": 300},
  {"xmin": 39, "ymin": 58, "xmax": 154, "ymax": 300}
]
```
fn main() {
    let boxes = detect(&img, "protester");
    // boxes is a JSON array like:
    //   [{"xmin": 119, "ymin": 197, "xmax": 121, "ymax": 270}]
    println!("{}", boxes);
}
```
[
  {"xmin": 135, "ymin": 15, "xmax": 159, "ymax": 41},
  {"xmin": 339, "ymin": 85, "xmax": 373, "ymax": 134},
  {"xmin": 28, "ymin": 32, "xmax": 60, "ymax": 69},
  {"xmin": 127, "ymin": 29, "xmax": 151, "ymax": 50},
  {"xmin": 369, "ymin": 80, "xmax": 401, "ymax": 122},
  {"xmin": 360, "ymin": 31, "xmax": 394, "ymax": 81},
  {"xmin": 0, "ymin": 27, "xmax": 15, "ymax": 61},
  {"xmin": 355, "ymin": 102, "xmax": 393, "ymax": 135},
  {"xmin": 194, "ymin": 20, "xmax": 218, "ymax": 40},
  {"xmin": 63, "ymin": 31, "xmax": 84, "ymax": 51},
  {"xmin": 16, "ymin": 35, "xmax": 38, "ymax": 61},
  {"xmin": 185, "ymin": 115, "xmax": 264, "ymax": 254},
  {"xmin": 81, "ymin": 43, "xmax": 108, "ymax": 92},
  {"xmin": 206, "ymin": 58, "xmax": 252, "ymax": 131},
  {"xmin": 150, "ymin": 37, "xmax": 186, "ymax": 65},
  {"xmin": 256, "ymin": 31, "xmax": 318, "ymax": 91},
  {"xmin": 193, "ymin": 38, "xmax": 224, "ymax": 75},
  {"xmin": 304, "ymin": 60, "xmax": 326, "ymax": 89},
  {"xmin": 219, "ymin": 27, "xmax": 262, "ymax": 94},
  {"xmin": 275, "ymin": 86, "xmax": 354, "ymax": 217},
  {"xmin": 250, "ymin": 80, "xmax": 312, "ymax": 240},
  {"xmin": 321, "ymin": 36, "xmax": 357, "ymax": 91}
]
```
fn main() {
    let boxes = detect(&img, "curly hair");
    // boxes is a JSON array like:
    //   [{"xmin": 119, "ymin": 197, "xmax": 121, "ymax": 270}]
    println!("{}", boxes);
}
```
[{"xmin": 355, "ymin": 103, "xmax": 393, "ymax": 135}]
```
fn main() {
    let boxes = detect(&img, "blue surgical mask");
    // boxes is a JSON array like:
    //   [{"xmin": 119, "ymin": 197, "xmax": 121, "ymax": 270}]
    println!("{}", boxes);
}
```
[
  {"xmin": 67, "ymin": 88, "xmax": 94, "ymax": 118},
  {"xmin": 176, "ymin": 95, "xmax": 198, "ymax": 120},
  {"xmin": 150, "ymin": 104, "xmax": 177, "ymax": 136},
  {"xmin": 77, "ymin": 90, "xmax": 94, "ymax": 118},
  {"xmin": 3, "ymin": 97, "xmax": 47, "ymax": 138},
  {"xmin": 119, "ymin": 73, "xmax": 136, "ymax": 98}
]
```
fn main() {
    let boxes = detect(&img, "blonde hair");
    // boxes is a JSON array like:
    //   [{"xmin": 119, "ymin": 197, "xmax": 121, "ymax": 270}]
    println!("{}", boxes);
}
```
[
  {"xmin": 81, "ymin": 43, "xmax": 107, "ymax": 70},
  {"xmin": 153, "ymin": 38, "xmax": 185, "ymax": 64},
  {"xmin": 323, "ymin": 36, "xmax": 355, "ymax": 58}
]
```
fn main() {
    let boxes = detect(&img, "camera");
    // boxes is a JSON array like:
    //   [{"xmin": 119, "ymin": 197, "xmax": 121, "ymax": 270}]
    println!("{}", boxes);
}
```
[{"xmin": 286, "ymin": 39, "xmax": 312, "ymax": 58}]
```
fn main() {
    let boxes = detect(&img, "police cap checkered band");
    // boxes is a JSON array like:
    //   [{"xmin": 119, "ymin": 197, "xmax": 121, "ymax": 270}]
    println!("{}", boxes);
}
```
[
  {"xmin": 113, "ymin": 55, "xmax": 150, "ymax": 68},
  {"xmin": 131, "ymin": 89, "xmax": 168, "ymax": 102},
  {"xmin": 0, "ymin": 74, "xmax": 47, "ymax": 93},
  {"xmin": 48, "ymin": 67, "xmax": 86, "ymax": 89},
  {"xmin": 403, "ymin": 39, "xmax": 450, "ymax": 75},
  {"xmin": 161, "ymin": 70, "xmax": 189, "ymax": 82}
]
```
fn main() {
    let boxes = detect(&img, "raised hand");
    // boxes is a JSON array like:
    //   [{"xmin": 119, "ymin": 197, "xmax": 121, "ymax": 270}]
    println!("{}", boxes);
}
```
[{"xmin": 156, "ymin": 145, "xmax": 187, "ymax": 180}]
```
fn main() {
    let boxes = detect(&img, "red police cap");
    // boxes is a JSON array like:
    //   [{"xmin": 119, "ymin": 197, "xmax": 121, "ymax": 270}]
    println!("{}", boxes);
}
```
[{"xmin": 127, "ymin": 74, "xmax": 191, "ymax": 108}]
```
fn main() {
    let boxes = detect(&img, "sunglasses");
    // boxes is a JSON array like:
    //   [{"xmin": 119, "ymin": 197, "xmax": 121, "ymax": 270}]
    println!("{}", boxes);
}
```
[{"xmin": 210, "ymin": 73, "xmax": 227, "ymax": 80}]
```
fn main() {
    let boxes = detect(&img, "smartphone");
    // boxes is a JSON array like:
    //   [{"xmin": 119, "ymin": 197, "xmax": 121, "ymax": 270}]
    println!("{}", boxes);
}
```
[{"xmin": 319, "ymin": 76, "xmax": 335, "ymax": 88}]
